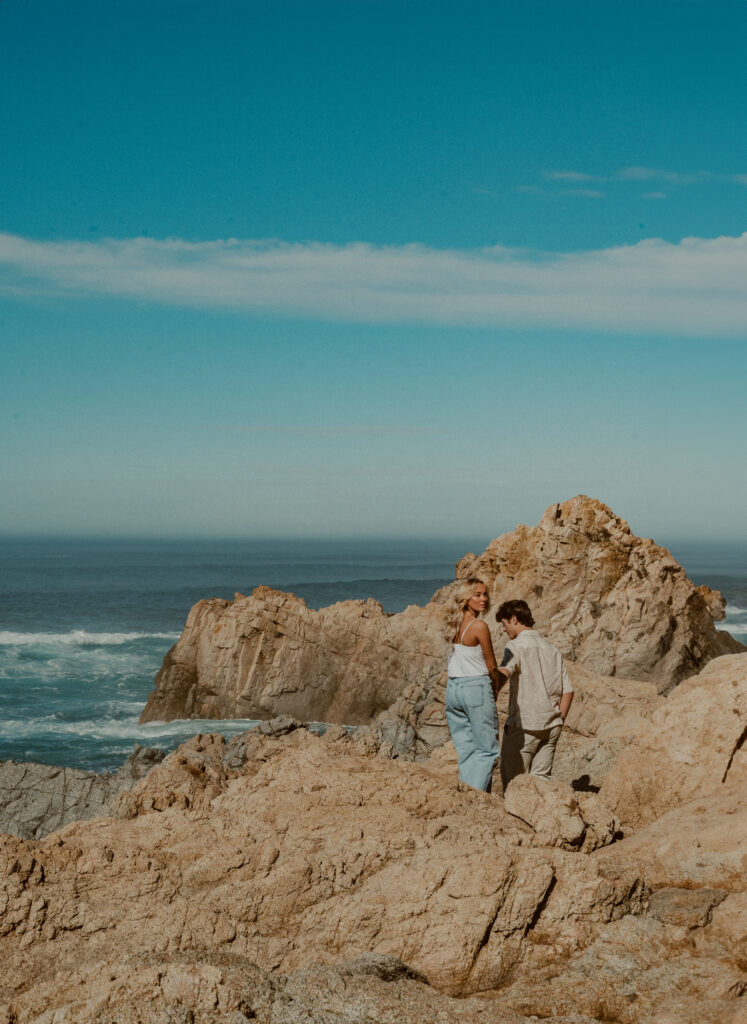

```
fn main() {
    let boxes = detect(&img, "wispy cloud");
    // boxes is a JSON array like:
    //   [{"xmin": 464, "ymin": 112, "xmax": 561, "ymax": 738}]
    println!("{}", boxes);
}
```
[
  {"xmin": 542, "ymin": 166, "xmax": 747, "ymax": 186},
  {"xmin": 1, "ymin": 229, "xmax": 746, "ymax": 336},
  {"xmin": 642, "ymin": 191, "xmax": 668, "ymax": 200},
  {"xmin": 559, "ymin": 188, "xmax": 605, "ymax": 198}
]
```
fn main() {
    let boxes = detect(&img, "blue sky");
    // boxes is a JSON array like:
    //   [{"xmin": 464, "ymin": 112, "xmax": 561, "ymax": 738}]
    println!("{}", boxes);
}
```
[{"xmin": 1, "ymin": 0, "xmax": 746, "ymax": 541}]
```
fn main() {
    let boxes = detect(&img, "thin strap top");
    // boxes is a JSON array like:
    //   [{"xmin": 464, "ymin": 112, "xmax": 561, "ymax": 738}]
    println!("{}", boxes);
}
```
[
  {"xmin": 448, "ymin": 618, "xmax": 489, "ymax": 677},
  {"xmin": 459, "ymin": 619, "xmax": 476, "ymax": 643}
]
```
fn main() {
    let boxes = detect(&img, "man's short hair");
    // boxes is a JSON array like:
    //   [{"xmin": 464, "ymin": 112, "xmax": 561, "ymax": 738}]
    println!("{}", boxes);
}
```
[{"xmin": 495, "ymin": 599, "xmax": 535, "ymax": 627}]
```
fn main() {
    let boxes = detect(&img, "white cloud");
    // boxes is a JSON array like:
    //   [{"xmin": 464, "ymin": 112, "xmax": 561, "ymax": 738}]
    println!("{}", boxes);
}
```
[
  {"xmin": 642, "ymin": 191, "xmax": 668, "ymax": 200},
  {"xmin": 0, "ymin": 229, "xmax": 746, "ymax": 336},
  {"xmin": 560, "ymin": 188, "xmax": 605, "ymax": 198},
  {"xmin": 542, "ymin": 166, "xmax": 747, "ymax": 186},
  {"xmin": 616, "ymin": 166, "xmax": 708, "ymax": 184}
]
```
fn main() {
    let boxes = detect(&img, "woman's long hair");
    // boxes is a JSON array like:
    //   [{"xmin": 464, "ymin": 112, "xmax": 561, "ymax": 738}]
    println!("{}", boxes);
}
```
[{"xmin": 442, "ymin": 577, "xmax": 491, "ymax": 645}]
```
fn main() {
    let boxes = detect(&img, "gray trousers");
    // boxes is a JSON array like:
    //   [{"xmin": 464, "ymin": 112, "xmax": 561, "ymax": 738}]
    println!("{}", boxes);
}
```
[{"xmin": 500, "ymin": 722, "xmax": 562, "ymax": 790}]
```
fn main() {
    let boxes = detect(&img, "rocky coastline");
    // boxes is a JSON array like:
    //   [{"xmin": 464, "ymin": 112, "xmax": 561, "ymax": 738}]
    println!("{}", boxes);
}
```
[
  {"xmin": 139, "ymin": 497, "xmax": 742, "ymax": 736},
  {"xmin": 1, "ymin": 496, "xmax": 745, "ymax": 1023}
]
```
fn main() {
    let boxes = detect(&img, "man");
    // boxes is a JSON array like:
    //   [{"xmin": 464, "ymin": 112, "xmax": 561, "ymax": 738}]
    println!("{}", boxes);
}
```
[{"xmin": 494, "ymin": 599, "xmax": 574, "ymax": 790}]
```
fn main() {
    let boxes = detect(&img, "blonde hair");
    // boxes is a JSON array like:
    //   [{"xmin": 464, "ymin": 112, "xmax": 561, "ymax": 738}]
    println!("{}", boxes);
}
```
[{"xmin": 442, "ymin": 577, "xmax": 490, "ymax": 645}]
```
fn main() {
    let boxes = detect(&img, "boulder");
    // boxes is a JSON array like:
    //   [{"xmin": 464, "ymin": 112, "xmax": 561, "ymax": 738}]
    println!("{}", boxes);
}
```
[
  {"xmin": 599, "ymin": 653, "xmax": 747, "ymax": 831},
  {"xmin": 140, "ymin": 498, "xmax": 742, "ymax": 728},
  {"xmin": 595, "ymin": 779, "xmax": 747, "ymax": 892},
  {"xmin": 503, "ymin": 775, "xmax": 619, "ymax": 852}
]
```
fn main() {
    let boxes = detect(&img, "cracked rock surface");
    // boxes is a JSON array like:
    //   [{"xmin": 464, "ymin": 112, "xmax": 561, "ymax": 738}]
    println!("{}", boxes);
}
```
[{"xmin": 2, "ymin": 653, "xmax": 746, "ymax": 1023}]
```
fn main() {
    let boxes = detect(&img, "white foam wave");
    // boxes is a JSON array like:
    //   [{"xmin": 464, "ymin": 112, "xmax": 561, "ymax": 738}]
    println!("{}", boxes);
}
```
[
  {"xmin": 724, "ymin": 603, "xmax": 747, "ymax": 615},
  {"xmin": 0, "ymin": 716, "xmax": 259, "ymax": 742},
  {"xmin": 0, "ymin": 630, "xmax": 179, "ymax": 647}
]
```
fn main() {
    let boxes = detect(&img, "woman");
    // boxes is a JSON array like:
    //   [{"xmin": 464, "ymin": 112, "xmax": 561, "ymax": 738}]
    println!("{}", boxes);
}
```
[{"xmin": 444, "ymin": 578, "xmax": 505, "ymax": 792}]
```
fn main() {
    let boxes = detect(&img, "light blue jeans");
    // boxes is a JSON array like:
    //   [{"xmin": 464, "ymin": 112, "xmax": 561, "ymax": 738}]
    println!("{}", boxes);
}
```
[{"xmin": 445, "ymin": 675, "xmax": 500, "ymax": 792}]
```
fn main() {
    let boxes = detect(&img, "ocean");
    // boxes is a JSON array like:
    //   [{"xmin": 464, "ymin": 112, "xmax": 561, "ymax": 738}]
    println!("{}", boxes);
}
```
[{"xmin": 1, "ymin": 538, "xmax": 745, "ymax": 773}]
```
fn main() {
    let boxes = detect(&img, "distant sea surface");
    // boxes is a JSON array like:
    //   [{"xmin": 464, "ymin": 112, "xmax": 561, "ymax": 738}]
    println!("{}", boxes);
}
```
[{"xmin": 1, "ymin": 538, "xmax": 745, "ymax": 773}]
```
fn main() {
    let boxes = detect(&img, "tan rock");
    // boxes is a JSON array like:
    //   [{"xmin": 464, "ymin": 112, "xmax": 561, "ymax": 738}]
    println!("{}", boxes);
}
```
[
  {"xmin": 503, "ymin": 775, "xmax": 619, "ymax": 852},
  {"xmin": 140, "ymin": 497, "xmax": 742, "ymax": 729},
  {"xmin": 453, "ymin": 496, "xmax": 741, "ymax": 689},
  {"xmin": 3, "ymin": 701, "xmax": 746, "ymax": 1024},
  {"xmin": 140, "ymin": 589, "xmax": 447, "ymax": 726},
  {"xmin": 595, "ymin": 779, "xmax": 747, "ymax": 892},
  {"xmin": 0, "ymin": 729, "xmax": 649, "ymax": 1022},
  {"xmin": 498, "ymin": 914, "xmax": 746, "ymax": 1024},
  {"xmin": 599, "ymin": 653, "xmax": 747, "ymax": 831},
  {"xmin": 0, "ymin": 952, "xmax": 541, "ymax": 1024}
]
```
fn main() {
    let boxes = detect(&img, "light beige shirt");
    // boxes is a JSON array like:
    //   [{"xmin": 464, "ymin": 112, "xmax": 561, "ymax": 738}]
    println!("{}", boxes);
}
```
[{"xmin": 501, "ymin": 630, "xmax": 573, "ymax": 731}]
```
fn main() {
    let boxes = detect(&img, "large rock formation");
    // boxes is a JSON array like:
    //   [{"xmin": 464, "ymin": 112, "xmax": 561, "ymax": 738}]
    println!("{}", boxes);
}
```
[
  {"xmin": 140, "ymin": 497, "xmax": 741, "ymax": 727},
  {"xmin": 2, "ymin": 655, "xmax": 746, "ymax": 1023},
  {"xmin": 454, "ymin": 496, "xmax": 741, "ymax": 687},
  {"xmin": 140, "ymin": 589, "xmax": 446, "ymax": 725}
]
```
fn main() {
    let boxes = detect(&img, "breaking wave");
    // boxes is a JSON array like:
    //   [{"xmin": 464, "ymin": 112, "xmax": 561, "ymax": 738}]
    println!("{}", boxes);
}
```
[{"xmin": 0, "ymin": 630, "xmax": 179, "ymax": 647}]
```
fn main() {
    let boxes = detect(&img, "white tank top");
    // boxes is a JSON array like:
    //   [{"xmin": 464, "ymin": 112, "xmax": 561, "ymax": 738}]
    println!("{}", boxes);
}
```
[{"xmin": 448, "ymin": 619, "xmax": 489, "ymax": 677}]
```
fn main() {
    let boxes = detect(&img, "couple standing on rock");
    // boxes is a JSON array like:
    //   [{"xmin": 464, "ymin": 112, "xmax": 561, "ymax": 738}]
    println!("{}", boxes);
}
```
[{"xmin": 445, "ymin": 579, "xmax": 574, "ymax": 793}]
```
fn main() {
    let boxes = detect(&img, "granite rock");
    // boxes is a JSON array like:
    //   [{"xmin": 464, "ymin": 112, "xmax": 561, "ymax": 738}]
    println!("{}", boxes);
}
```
[
  {"xmin": 503, "ymin": 775, "xmax": 620, "ymax": 853},
  {"xmin": 0, "ymin": 745, "xmax": 165, "ymax": 839},
  {"xmin": 451, "ymin": 496, "xmax": 742, "ymax": 690},
  {"xmin": 1, "ymin": 692, "xmax": 745, "ymax": 1024},
  {"xmin": 0, "ymin": 728, "xmax": 650, "ymax": 1021},
  {"xmin": 599, "ymin": 653, "xmax": 747, "ymax": 831}
]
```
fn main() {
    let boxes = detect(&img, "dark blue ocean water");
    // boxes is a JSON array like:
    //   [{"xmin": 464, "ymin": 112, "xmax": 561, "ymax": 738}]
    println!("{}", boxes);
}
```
[
  {"xmin": 0, "ymin": 538, "xmax": 745, "ymax": 773},
  {"xmin": 0, "ymin": 539, "xmax": 476, "ymax": 771}
]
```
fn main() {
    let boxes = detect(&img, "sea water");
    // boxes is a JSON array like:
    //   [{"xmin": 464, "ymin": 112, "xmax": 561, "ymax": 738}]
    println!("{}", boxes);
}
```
[
  {"xmin": 0, "ymin": 539, "xmax": 473, "ymax": 771},
  {"xmin": 0, "ymin": 538, "xmax": 745, "ymax": 773}
]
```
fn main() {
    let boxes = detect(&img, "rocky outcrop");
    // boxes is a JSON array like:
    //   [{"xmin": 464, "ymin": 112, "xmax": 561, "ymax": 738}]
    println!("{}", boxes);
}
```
[
  {"xmin": 140, "ymin": 588, "xmax": 446, "ymax": 725},
  {"xmin": 0, "ymin": 745, "xmax": 165, "ymax": 839},
  {"xmin": 0, "ymin": 951, "xmax": 571, "ymax": 1024},
  {"xmin": 0, "ymin": 728, "xmax": 648, "ymax": 1019},
  {"xmin": 2, "ymin": 644, "xmax": 746, "ymax": 1024},
  {"xmin": 496, "ymin": 911, "xmax": 744, "ymax": 1024},
  {"xmin": 140, "ymin": 497, "xmax": 742, "ymax": 728},
  {"xmin": 599, "ymin": 653, "xmax": 747, "ymax": 831},
  {"xmin": 453, "ymin": 496, "xmax": 742, "ymax": 688}
]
